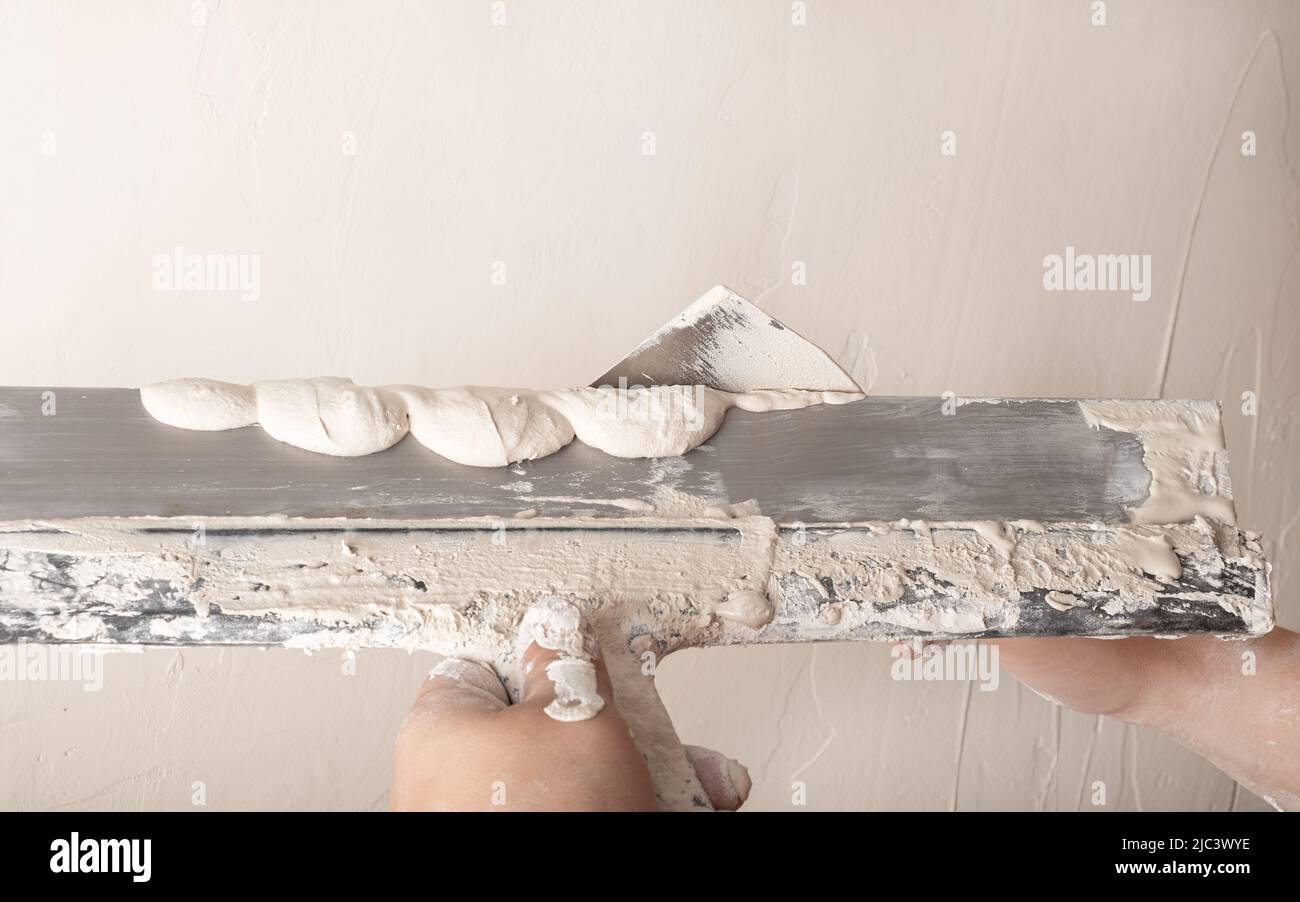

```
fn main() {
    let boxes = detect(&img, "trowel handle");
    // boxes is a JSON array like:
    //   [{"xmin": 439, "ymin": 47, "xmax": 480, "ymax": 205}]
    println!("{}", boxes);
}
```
[{"xmin": 595, "ymin": 624, "xmax": 713, "ymax": 811}]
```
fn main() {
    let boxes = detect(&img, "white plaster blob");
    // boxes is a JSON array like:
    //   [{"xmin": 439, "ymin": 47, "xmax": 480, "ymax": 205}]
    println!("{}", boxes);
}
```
[
  {"xmin": 399, "ymin": 386, "xmax": 574, "ymax": 467},
  {"xmin": 140, "ymin": 377, "xmax": 863, "ymax": 466},
  {"xmin": 540, "ymin": 386, "xmax": 732, "ymax": 458},
  {"xmin": 1044, "ymin": 591, "xmax": 1084, "ymax": 612},
  {"xmin": 255, "ymin": 378, "xmax": 408, "ymax": 456},
  {"xmin": 712, "ymin": 589, "xmax": 775, "ymax": 628},
  {"xmin": 542, "ymin": 657, "xmax": 604, "ymax": 722},
  {"xmin": 137, "ymin": 377, "xmax": 256, "ymax": 431}
]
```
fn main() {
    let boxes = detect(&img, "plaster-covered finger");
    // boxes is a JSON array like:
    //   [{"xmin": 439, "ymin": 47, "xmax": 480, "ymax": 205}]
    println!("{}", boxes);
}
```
[
  {"xmin": 683, "ymin": 745, "xmax": 752, "ymax": 811},
  {"xmin": 413, "ymin": 656, "xmax": 510, "ymax": 715},
  {"xmin": 515, "ymin": 597, "xmax": 607, "ymax": 722}
]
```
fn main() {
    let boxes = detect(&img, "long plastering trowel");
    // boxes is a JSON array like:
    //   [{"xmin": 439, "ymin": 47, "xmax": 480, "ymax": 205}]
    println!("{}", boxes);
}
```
[{"xmin": 0, "ymin": 285, "xmax": 1273, "ymax": 809}]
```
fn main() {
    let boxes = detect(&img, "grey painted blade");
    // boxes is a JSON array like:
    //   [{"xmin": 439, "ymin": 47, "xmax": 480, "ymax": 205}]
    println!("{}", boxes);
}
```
[
  {"xmin": 0, "ymin": 388, "xmax": 1155, "ymax": 523},
  {"xmin": 590, "ymin": 285, "xmax": 862, "ymax": 392}
]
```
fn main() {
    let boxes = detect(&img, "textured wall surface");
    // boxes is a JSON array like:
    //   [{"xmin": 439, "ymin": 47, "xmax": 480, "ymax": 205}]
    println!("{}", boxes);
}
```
[{"xmin": 1, "ymin": 0, "xmax": 1296, "ymax": 810}]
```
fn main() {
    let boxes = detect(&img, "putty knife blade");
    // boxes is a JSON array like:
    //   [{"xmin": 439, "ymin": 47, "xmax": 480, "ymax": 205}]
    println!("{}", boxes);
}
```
[{"xmin": 590, "ymin": 285, "xmax": 861, "ymax": 393}]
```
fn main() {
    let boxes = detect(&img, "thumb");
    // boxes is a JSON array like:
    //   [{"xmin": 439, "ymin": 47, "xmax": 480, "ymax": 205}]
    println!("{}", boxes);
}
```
[{"xmin": 409, "ymin": 656, "xmax": 509, "ymax": 723}]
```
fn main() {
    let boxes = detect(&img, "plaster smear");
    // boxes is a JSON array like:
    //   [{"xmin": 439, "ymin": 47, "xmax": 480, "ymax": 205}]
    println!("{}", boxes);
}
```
[
  {"xmin": 1078, "ymin": 400, "xmax": 1236, "ymax": 526},
  {"xmin": 956, "ymin": 398, "xmax": 1237, "ymax": 527},
  {"xmin": 140, "ymin": 377, "xmax": 862, "ymax": 466}
]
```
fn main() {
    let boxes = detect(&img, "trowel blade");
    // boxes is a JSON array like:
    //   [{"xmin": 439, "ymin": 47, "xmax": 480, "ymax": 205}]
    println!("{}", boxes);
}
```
[{"xmin": 589, "ymin": 285, "xmax": 862, "ymax": 393}]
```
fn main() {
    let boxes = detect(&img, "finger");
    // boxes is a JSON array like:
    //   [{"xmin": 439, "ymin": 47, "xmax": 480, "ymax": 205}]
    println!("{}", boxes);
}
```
[
  {"xmin": 519, "ymin": 641, "xmax": 617, "ymax": 718},
  {"xmin": 392, "ymin": 657, "xmax": 511, "ymax": 811},
  {"xmin": 683, "ymin": 745, "xmax": 752, "ymax": 811},
  {"xmin": 411, "ymin": 656, "xmax": 509, "ymax": 720},
  {"xmin": 515, "ymin": 597, "xmax": 608, "ymax": 722}
]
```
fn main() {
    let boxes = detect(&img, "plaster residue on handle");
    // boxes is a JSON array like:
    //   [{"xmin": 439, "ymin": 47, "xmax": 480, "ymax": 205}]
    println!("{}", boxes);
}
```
[
  {"xmin": 138, "ymin": 377, "xmax": 863, "ymax": 467},
  {"xmin": 3, "ymin": 511, "xmax": 1270, "ymax": 659},
  {"xmin": 1078, "ymin": 400, "xmax": 1236, "ymax": 526},
  {"xmin": 898, "ymin": 519, "xmax": 1184, "ymax": 584},
  {"xmin": 4, "ymin": 508, "xmax": 788, "ymax": 665},
  {"xmin": 776, "ymin": 516, "xmax": 1271, "ymax": 637}
]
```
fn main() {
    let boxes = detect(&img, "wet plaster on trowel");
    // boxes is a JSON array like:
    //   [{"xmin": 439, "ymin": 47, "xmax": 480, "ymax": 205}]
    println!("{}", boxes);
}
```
[{"xmin": 139, "ymin": 377, "xmax": 862, "ymax": 466}]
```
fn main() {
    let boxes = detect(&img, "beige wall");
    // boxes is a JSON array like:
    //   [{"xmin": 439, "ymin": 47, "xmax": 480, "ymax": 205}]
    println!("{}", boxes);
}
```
[{"xmin": 1, "ymin": 0, "xmax": 1296, "ymax": 810}]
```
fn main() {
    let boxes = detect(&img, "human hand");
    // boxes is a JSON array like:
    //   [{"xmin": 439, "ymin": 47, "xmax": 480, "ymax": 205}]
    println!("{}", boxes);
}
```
[
  {"xmin": 986, "ymin": 630, "xmax": 1300, "ymax": 810},
  {"xmin": 390, "ymin": 600, "xmax": 752, "ymax": 812},
  {"xmin": 390, "ymin": 639, "xmax": 658, "ymax": 811},
  {"xmin": 984, "ymin": 635, "xmax": 1187, "ymax": 724}
]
